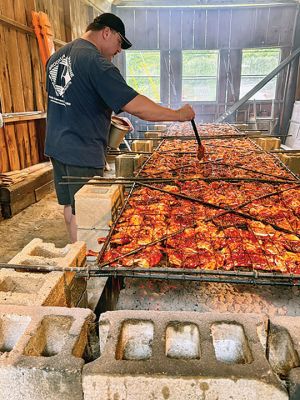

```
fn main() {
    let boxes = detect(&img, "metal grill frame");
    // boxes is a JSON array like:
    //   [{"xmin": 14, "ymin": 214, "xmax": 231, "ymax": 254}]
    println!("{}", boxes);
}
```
[{"xmin": 97, "ymin": 126, "xmax": 300, "ymax": 285}]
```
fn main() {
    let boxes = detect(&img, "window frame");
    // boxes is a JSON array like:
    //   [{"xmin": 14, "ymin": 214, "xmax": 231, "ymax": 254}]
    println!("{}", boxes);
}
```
[
  {"xmin": 181, "ymin": 50, "xmax": 219, "ymax": 103},
  {"xmin": 125, "ymin": 50, "xmax": 161, "ymax": 103},
  {"xmin": 239, "ymin": 47, "xmax": 281, "ymax": 101}
]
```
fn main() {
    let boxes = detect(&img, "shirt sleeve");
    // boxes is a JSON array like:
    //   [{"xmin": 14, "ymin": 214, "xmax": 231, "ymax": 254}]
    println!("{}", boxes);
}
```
[{"xmin": 90, "ymin": 57, "xmax": 139, "ymax": 113}]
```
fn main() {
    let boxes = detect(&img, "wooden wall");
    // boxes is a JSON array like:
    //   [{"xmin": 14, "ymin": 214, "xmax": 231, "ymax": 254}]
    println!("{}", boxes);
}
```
[
  {"xmin": 114, "ymin": 4, "xmax": 300, "ymax": 127},
  {"xmin": 0, "ymin": 0, "xmax": 109, "ymax": 173}
]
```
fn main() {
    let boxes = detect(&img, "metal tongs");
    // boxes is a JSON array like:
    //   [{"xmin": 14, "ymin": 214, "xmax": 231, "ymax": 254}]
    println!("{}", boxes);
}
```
[{"xmin": 191, "ymin": 119, "xmax": 205, "ymax": 160}]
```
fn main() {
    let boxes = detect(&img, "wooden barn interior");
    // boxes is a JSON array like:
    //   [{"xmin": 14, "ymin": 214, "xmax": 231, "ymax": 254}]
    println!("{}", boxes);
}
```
[{"xmin": 1, "ymin": 1, "xmax": 300, "ymax": 399}]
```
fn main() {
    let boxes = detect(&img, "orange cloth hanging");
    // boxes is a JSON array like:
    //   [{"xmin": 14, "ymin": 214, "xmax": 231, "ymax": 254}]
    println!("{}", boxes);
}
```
[{"xmin": 32, "ymin": 11, "xmax": 55, "ymax": 67}]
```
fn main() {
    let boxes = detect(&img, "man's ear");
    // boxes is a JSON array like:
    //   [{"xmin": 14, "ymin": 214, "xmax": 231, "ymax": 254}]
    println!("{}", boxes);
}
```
[{"xmin": 102, "ymin": 26, "xmax": 111, "ymax": 40}]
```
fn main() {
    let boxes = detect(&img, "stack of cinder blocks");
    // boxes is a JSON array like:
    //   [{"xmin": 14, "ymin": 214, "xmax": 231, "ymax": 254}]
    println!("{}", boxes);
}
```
[
  {"xmin": 0, "ymin": 238, "xmax": 96, "ymax": 400},
  {"xmin": 252, "ymin": 137, "xmax": 281, "ymax": 151},
  {"xmin": 75, "ymin": 183, "xmax": 124, "ymax": 252},
  {"xmin": 6, "ymin": 238, "xmax": 86, "ymax": 307}
]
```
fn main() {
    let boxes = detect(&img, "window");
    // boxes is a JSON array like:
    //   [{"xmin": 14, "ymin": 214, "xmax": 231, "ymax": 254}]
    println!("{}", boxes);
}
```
[
  {"xmin": 126, "ymin": 51, "xmax": 160, "ymax": 102},
  {"xmin": 182, "ymin": 50, "xmax": 219, "ymax": 101},
  {"xmin": 240, "ymin": 48, "xmax": 281, "ymax": 100}
]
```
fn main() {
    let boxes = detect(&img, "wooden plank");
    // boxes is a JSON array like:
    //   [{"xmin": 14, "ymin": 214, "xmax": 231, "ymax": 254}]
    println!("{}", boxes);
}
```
[
  {"xmin": 0, "ymin": 21, "xmax": 20, "ymax": 170},
  {"xmin": 252, "ymin": 7, "xmax": 269, "ymax": 46},
  {"xmin": 160, "ymin": 50, "xmax": 170, "ymax": 106},
  {"xmin": 230, "ymin": 8, "xmax": 256, "ymax": 48},
  {"xmin": 63, "ymin": 0, "xmax": 72, "ymax": 42},
  {"xmin": 265, "ymin": 7, "xmax": 282, "ymax": 46},
  {"xmin": 35, "ymin": 180, "xmax": 54, "ymax": 202},
  {"xmin": 117, "ymin": 9, "xmax": 135, "ymax": 49},
  {"xmin": 1, "ymin": 191, "xmax": 36, "ymax": 218},
  {"xmin": 170, "ymin": 50, "xmax": 181, "ymax": 106},
  {"xmin": 0, "ymin": 166, "xmax": 53, "ymax": 203},
  {"xmin": 194, "ymin": 10, "xmax": 206, "ymax": 49},
  {"xmin": 181, "ymin": 9, "xmax": 194, "ymax": 50},
  {"xmin": 218, "ymin": 49, "xmax": 228, "ymax": 104},
  {"xmin": 2, "ymin": 1, "xmax": 29, "ymax": 168},
  {"xmin": 228, "ymin": 49, "xmax": 242, "ymax": 103},
  {"xmin": 0, "ymin": 127, "xmax": 9, "ymax": 172},
  {"xmin": 3, "ymin": 112, "xmax": 46, "ymax": 123},
  {"xmin": 218, "ymin": 8, "xmax": 231, "ymax": 49},
  {"xmin": 158, "ymin": 9, "xmax": 170, "ymax": 51},
  {"xmin": 14, "ymin": 0, "xmax": 37, "ymax": 167},
  {"xmin": 35, "ymin": 118, "xmax": 47, "ymax": 162},
  {"xmin": 205, "ymin": 9, "xmax": 219, "ymax": 49},
  {"xmin": 277, "ymin": 5, "xmax": 297, "ymax": 46},
  {"xmin": 29, "ymin": 35, "xmax": 46, "ymax": 112},
  {"xmin": 134, "ymin": 9, "xmax": 147, "ymax": 49},
  {"xmin": 27, "ymin": 121, "xmax": 40, "ymax": 165},
  {"xmin": 52, "ymin": 0, "xmax": 62, "ymax": 40},
  {"xmin": 169, "ymin": 9, "xmax": 181, "ymax": 50},
  {"xmin": 146, "ymin": 9, "xmax": 158, "ymax": 50}
]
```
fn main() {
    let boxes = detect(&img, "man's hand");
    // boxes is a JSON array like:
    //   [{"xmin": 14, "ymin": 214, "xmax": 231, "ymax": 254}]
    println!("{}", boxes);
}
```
[{"xmin": 177, "ymin": 104, "xmax": 195, "ymax": 122}]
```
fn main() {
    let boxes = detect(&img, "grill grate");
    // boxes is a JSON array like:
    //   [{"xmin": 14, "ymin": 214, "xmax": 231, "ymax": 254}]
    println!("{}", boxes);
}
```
[{"xmin": 96, "ymin": 124, "xmax": 300, "ymax": 285}]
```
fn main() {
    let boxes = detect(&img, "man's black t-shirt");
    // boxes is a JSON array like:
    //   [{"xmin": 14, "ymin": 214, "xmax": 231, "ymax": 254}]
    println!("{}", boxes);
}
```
[{"xmin": 45, "ymin": 38, "xmax": 138, "ymax": 168}]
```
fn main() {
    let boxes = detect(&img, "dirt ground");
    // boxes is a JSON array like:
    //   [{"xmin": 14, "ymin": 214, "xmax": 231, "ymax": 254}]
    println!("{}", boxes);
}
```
[{"xmin": 0, "ymin": 191, "xmax": 69, "ymax": 263}]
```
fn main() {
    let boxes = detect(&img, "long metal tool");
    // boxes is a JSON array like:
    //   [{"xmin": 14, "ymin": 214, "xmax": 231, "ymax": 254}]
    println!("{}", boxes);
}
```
[{"xmin": 191, "ymin": 119, "xmax": 205, "ymax": 160}]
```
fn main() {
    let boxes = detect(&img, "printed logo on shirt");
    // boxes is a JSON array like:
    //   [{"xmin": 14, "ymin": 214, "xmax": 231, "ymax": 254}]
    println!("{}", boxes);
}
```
[{"xmin": 48, "ymin": 55, "xmax": 74, "ymax": 105}]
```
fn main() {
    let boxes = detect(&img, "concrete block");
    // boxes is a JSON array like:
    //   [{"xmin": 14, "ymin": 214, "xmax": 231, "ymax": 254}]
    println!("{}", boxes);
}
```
[
  {"xmin": 83, "ymin": 311, "xmax": 287, "ymax": 400},
  {"xmin": 0, "ymin": 268, "xmax": 67, "ymax": 307},
  {"xmin": 131, "ymin": 140, "xmax": 153, "ymax": 152},
  {"xmin": 0, "ymin": 304, "xmax": 94, "ymax": 400},
  {"xmin": 75, "ymin": 184, "xmax": 124, "ymax": 229},
  {"xmin": 267, "ymin": 316, "xmax": 300, "ymax": 377},
  {"xmin": 9, "ymin": 238, "xmax": 86, "ymax": 269},
  {"xmin": 144, "ymin": 131, "xmax": 162, "ymax": 147},
  {"xmin": 3, "ymin": 239, "xmax": 87, "ymax": 307},
  {"xmin": 281, "ymin": 154, "xmax": 300, "ymax": 174},
  {"xmin": 115, "ymin": 154, "xmax": 143, "ymax": 177}
]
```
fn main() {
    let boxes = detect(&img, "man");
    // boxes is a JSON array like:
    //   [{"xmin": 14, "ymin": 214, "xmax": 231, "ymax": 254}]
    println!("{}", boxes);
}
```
[{"xmin": 45, "ymin": 13, "xmax": 195, "ymax": 243}]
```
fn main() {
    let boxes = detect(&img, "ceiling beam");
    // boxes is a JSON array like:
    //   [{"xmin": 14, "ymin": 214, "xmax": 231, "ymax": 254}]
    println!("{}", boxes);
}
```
[{"xmin": 113, "ymin": 0, "xmax": 298, "ymax": 7}]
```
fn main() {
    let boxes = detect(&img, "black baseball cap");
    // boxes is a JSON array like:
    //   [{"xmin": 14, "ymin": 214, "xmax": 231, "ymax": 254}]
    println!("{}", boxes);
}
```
[{"xmin": 93, "ymin": 13, "xmax": 132, "ymax": 49}]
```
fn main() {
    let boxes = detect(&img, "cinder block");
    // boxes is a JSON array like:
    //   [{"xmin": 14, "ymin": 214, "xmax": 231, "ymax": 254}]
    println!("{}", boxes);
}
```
[
  {"xmin": 83, "ymin": 311, "xmax": 288, "ymax": 400},
  {"xmin": 131, "ymin": 140, "xmax": 153, "ymax": 152},
  {"xmin": 9, "ymin": 238, "xmax": 86, "ymax": 269},
  {"xmin": 144, "ymin": 132, "xmax": 162, "ymax": 147},
  {"xmin": 281, "ymin": 154, "xmax": 300, "ymax": 174},
  {"xmin": 75, "ymin": 184, "xmax": 124, "ymax": 229},
  {"xmin": 267, "ymin": 316, "xmax": 300, "ymax": 378},
  {"xmin": 115, "ymin": 154, "xmax": 143, "ymax": 177},
  {"xmin": 0, "ymin": 304, "xmax": 94, "ymax": 400},
  {"xmin": 3, "ymin": 239, "xmax": 87, "ymax": 307}
]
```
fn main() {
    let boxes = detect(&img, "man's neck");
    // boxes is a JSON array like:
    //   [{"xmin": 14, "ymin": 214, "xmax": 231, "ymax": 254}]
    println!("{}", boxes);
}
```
[{"xmin": 81, "ymin": 31, "xmax": 101, "ymax": 52}]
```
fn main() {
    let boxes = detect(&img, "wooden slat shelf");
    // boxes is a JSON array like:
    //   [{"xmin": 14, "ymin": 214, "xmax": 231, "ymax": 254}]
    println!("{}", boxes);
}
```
[
  {"xmin": 0, "ymin": 14, "xmax": 66, "ymax": 47},
  {"xmin": 3, "ymin": 112, "xmax": 47, "ymax": 123}
]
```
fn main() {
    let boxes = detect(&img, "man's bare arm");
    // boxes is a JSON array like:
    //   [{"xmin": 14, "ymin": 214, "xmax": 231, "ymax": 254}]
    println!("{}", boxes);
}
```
[{"xmin": 122, "ymin": 94, "xmax": 195, "ymax": 122}]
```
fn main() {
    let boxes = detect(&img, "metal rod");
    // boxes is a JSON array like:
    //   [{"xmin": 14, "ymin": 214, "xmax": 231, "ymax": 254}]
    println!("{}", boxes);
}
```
[
  {"xmin": 60, "ymin": 176, "xmax": 299, "ymax": 185},
  {"xmin": 215, "ymin": 46, "xmax": 300, "ymax": 123},
  {"xmin": 137, "ymin": 181, "xmax": 300, "ymax": 237}
]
